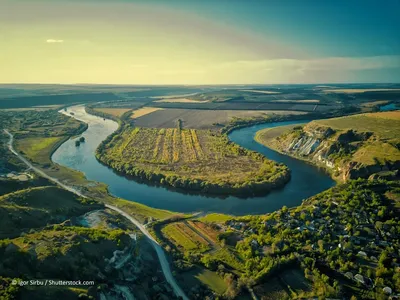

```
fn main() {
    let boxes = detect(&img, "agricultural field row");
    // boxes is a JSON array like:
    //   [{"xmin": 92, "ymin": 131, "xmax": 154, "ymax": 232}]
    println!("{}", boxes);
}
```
[
  {"xmin": 133, "ymin": 108, "xmax": 306, "ymax": 129},
  {"xmin": 187, "ymin": 220, "xmax": 220, "ymax": 244},
  {"xmin": 96, "ymin": 126, "xmax": 290, "ymax": 195},
  {"xmin": 161, "ymin": 222, "xmax": 210, "ymax": 252}
]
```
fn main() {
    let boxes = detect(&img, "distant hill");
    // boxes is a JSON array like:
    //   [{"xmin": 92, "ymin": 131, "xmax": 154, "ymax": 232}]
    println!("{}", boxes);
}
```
[
  {"xmin": 0, "ymin": 92, "xmax": 121, "ymax": 109},
  {"xmin": 0, "ymin": 186, "xmax": 102, "ymax": 238},
  {"xmin": 256, "ymin": 111, "xmax": 400, "ymax": 181}
]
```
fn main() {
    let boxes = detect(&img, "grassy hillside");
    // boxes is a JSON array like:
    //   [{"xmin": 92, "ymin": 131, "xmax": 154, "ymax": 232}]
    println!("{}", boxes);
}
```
[
  {"xmin": 96, "ymin": 126, "xmax": 290, "ymax": 196},
  {"xmin": 0, "ymin": 186, "xmax": 101, "ymax": 238},
  {"xmin": 0, "ymin": 226, "xmax": 129, "ymax": 278},
  {"xmin": 256, "ymin": 111, "xmax": 400, "ymax": 181}
]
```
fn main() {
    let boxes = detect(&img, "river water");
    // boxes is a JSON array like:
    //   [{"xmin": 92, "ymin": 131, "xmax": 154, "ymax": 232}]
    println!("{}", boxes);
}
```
[{"xmin": 52, "ymin": 105, "xmax": 335, "ymax": 215}]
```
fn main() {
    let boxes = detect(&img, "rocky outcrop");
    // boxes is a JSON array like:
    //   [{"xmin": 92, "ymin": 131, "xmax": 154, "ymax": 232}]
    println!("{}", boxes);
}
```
[{"xmin": 270, "ymin": 124, "xmax": 399, "ymax": 182}]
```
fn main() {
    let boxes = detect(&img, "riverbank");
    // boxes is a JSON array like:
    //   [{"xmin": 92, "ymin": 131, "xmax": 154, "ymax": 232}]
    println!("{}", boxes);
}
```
[
  {"xmin": 52, "ymin": 105, "xmax": 334, "ymax": 215},
  {"xmin": 255, "ymin": 111, "xmax": 400, "ymax": 182},
  {"xmin": 254, "ymin": 125, "xmax": 341, "ymax": 182}
]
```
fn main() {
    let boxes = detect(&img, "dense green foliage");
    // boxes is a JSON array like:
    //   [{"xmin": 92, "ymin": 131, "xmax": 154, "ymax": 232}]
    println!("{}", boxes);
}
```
[
  {"xmin": 208, "ymin": 179, "xmax": 400, "ymax": 299},
  {"xmin": 0, "ymin": 225, "xmax": 129, "ymax": 279},
  {"xmin": 0, "ymin": 186, "xmax": 101, "ymax": 238}
]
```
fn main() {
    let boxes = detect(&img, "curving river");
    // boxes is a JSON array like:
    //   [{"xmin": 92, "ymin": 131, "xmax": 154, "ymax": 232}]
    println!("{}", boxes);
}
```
[{"xmin": 52, "ymin": 105, "xmax": 335, "ymax": 215}]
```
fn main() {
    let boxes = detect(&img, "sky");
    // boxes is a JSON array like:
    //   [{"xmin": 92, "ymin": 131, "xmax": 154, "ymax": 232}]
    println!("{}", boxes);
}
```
[{"xmin": 1, "ymin": 0, "xmax": 399, "ymax": 84}]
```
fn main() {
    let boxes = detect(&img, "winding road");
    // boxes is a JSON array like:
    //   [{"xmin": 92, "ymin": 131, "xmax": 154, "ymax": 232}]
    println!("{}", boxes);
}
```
[{"xmin": 3, "ymin": 128, "xmax": 188, "ymax": 300}]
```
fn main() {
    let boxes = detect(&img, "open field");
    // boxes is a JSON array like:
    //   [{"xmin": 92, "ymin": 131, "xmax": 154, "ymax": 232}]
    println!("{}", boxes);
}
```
[
  {"xmin": 150, "ymin": 101, "xmax": 334, "ymax": 112},
  {"xmin": 255, "ymin": 124, "xmax": 301, "ymax": 145},
  {"xmin": 197, "ymin": 213, "xmax": 233, "ymax": 223},
  {"xmin": 0, "ymin": 92, "xmax": 121, "ymax": 109},
  {"xmin": 352, "ymin": 142, "xmax": 400, "ymax": 165},
  {"xmin": 365, "ymin": 110, "xmax": 400, "ymax": 120},
  {"xmin": 130, "ymin": 107, "xmax": 164, "ymax": 119},
  {"xmin": 273, "ymin": 99, "xmax": 320, "ymax": 103},
  {"xmin": 178, "ymin": 267, "xmax": 228, "ymax": 295},
  {"xmin": 239, "ymin": 89, "xmax": 280, "ymax": 94},
  {"xmin": 97, "ymin": 126, "xmax": 289, "ymax": 195},
  {"xmin": 133, "ymin": 108, "xmax": 306, "ymax": 129},
  {"xmin": 162, "ymin": 222, "xmax": 210, "ymax": 252},
  {"xmin": 324, "ymin": 88, "xmax": 400, "ymax": 93},
  {"xmin": 154, "ymin": 98, "xmax": 208, "ymax": 103},
  {"xmin": 15, "ymin": 137, "xmax": 63, "ymax": 165},
  {"xmin": 310, "ymin": 111, "xmax": 400, "ymax": 140},
  {"xmin": 0, "ymin": 105, "xmax": 63, "ymax": 112},
  {"xmin": 93, "ymin": 107, "xmax": 132, "ymax": 117}
]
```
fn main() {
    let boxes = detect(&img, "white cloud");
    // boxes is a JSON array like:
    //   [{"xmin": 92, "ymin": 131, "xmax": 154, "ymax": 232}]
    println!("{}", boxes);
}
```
[{"xmin": 46, "ymin": 39, "xmax": 64, "ymax": 43}]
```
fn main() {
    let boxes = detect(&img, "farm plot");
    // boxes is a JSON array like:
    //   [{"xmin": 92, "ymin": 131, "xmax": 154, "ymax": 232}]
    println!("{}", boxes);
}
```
[
  {"xmin": 161, "ymin": 222, "xmax": 210, "ymax": 252},
  {"xmin": 133, "ymin": 108, "xmax": 306, "ymax": 129},
  {"xmin": 96, "ymin": 126, "xmax": 290, "ymax": 195},
  {"xmin": 130, "ymin": 107, "xmax": 164, "ymax": 119},
  {"xmin": 93, "ymin": 107, "xmax": 131, "ymax": 117},
  {"xmin": 187, "ymin": 220, "xmax": 220, "ymax": 244}
]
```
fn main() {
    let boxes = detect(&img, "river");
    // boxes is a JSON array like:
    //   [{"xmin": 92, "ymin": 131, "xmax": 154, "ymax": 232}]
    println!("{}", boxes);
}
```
[{"xmin": 52, "ymin": 105, "xmax": 335, "ymax": 215}]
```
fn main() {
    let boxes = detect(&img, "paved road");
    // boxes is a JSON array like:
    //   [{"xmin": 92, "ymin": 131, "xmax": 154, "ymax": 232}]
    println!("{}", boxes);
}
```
[
  {"xmin": 3, "ymin": 128, "xmax": 188, "ymax": 300},
  {"xmin": 105, "ymin": 204, "xmax": 188, "ymax": 300},
  {"xmin": 3, "ymin": 129, "xmax": 85, "ymax": 197}
]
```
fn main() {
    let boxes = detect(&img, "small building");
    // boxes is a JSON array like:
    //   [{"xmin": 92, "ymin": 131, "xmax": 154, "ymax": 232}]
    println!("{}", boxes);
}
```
[
  {"xmin": 355, "ymin": 274, "xmax": 365, "ymax": 284},
  {"xmin": 383, "ymin": 287, "xmax": 392, "ymax": 295},
  {"xmin": 358, "ymin": 251, "xmax": 367, "ymax": 257}
]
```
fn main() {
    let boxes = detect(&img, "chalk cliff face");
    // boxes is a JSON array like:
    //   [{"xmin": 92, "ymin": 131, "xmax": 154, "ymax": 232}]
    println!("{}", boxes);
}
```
[{"xmin": 270, "ymin": 124, "xmax": 399, "ymax": 181}]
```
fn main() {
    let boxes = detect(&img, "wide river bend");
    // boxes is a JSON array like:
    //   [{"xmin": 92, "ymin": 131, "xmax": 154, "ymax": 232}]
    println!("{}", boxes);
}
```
[{"xmin": 52, "ymin": 105, "xmax": 334, "ymax": 215}]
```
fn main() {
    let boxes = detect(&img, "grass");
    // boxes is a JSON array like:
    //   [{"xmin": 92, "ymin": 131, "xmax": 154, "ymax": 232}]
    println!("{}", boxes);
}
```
[
  {"xmin": 323, "ymin": 88, "xmax": 400, "ymax": 93},
  {"xmin": 0, "ymin": 225, "xmax": 129, "ymax": 280},
  {"xmin": 97, "ymin": 126, "xmax": 289, "ymax": 195},
  {"xmin": 193, "ymin": 268, "xmax": 227, "ymax": 294},
  {"xmin": 110, "ymin": 197, "xmax": 175, "ymax": 222},
  {"xmin": 0, "ymin": 186, "xmax": 101, "ymax": 238},
  {"xmin": 178, "ymin": 267, "xmax": 228, "ymax": 295},
  {"xmin": 130, "ymin": 107, "xmax": 164, "ymax": 119},
  {"xmin": 154, "ymin": 98, "xmax": 208, "ymax": 103},
  {"xmin": 2, "ymin": 108, "xmax": 176, "ymax": 225},
  {"xmin": 309, "ymin": 112, "xmax": 400, "ymax": 140},
  {"xmin": 256, "ymin": 111, "xmax": 400, "ymax": 181},
  {"xmin": 132, "ymin": 108, "xmax": 306, "ymax": 129},
  {"xmin": 162, "ymin": 222, "xmax": 210, "ymax": 252},
  {"xmin": 197, "ymin": 213, "xmax": 233, "ymax": 223},
  {"xmin": 352, "ymin": 142, "xmax": 400, "ymax": 164},
  {"xmin": 15, "ymin": 136, "xmax": 63, "ymax": 164},
  {"xmin": 366, "ymin": 110, "xmax": 400, "ymax": 120},
  {"xmin": 239, "ymin": 89, "xmax": 280, "ymax": 94},
  {"xmin": 210, "ymin": 248, "xmax": 245, "ymax": 272},
  {"xmin": 308, "ymin": 112, "xmax": 400, "ymax": 166},
  {"xmin": 255, "ymin": 124, "xmax": 300, "ymax": 146},
  {"xmin": 93, "ymin": 107, "xmax": 132, "ymax": 117}
]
